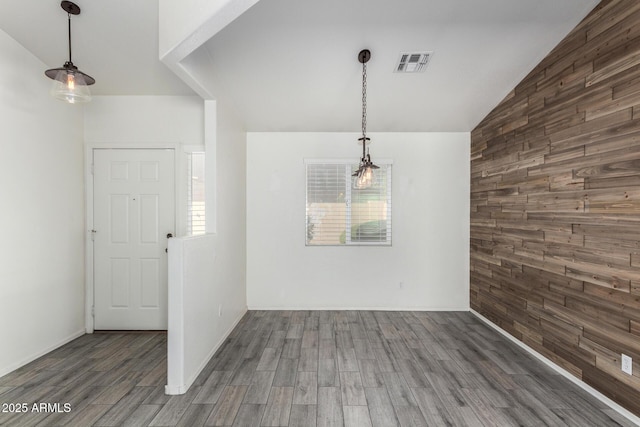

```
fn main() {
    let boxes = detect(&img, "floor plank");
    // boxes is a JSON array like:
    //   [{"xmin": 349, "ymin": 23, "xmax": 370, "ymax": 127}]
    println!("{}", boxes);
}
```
[
  {"xmin": 364, "ymin": 387, "xmax": 399, "ymax": 427},
  {"xmin": 343, "ymin": 405, "xmax": 373, "ymax": 427},
  {"xmin": 289, "ymin": 404, "xmax": 317, "ymax": 427},
  {"xmin": 340, "ymin": 372, "xmax": 367, "ymax": 406},
  {"xmin": 261, "ymin": 386, "xmax": 293, "ymax": 426},
  {"xmin": 232, "ymin": 404, "xmax": 265, "ymax": 427},
  {"xmin": 205, "ymin": 385, "xmax": 247, "ymax": 426},
  {"xmin": 293, "ymin": 371, "xmax": 318, "ymax": 405},
  {"xmin": 317, "ymin": 387, "xmax": 344, "ymax": 427}
]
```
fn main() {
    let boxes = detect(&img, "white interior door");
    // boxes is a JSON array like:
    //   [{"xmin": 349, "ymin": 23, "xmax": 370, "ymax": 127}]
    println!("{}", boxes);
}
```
[{"xmin": 93, "ymin": 149, "xmax": 175, "ymax": 330}]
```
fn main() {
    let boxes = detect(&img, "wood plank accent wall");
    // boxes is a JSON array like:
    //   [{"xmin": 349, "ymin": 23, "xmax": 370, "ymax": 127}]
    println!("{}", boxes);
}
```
[{"xmin": 470, "ymin": 0, "xmax": 640, "ymax": 416}]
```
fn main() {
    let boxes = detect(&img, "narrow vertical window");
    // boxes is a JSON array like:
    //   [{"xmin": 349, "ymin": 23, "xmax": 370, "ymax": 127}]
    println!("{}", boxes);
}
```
[{"xmin": 187, "ymin": 152, "xmax": 205, "ymax": 235}]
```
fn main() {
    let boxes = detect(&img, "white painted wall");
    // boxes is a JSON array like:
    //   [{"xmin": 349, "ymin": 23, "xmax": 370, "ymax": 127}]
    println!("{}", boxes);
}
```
[
  {"xmin": 167, "ymin": 234, "xmax": 244, "ymax": 394},
  {"xmin": 209, "ymin": 99, "xmax": 247, "ymax": 324},
  {"xmin": 166, "ymin": 100, "xmax": 247, "ymax": 394},
  {"xmin": 247, "ymin": 132, "xmax": 470, "ymax": 310},
  {"xmin": 84, "ymin": 96, "xmax": 203, "ymax": 146},
  {"xmin": 0, "ymin": 29, "xmax": 85, "ymax": 376}
]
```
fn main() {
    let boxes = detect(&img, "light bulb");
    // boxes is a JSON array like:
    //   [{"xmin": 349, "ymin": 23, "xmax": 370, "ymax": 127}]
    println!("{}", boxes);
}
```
[
  {"xmin": 66, "ymin": 72, "xmax": 76, "ymax": 90},
  {"xmin": 364, "ymin": 166, "xmax": 373, "ymax": 182}
]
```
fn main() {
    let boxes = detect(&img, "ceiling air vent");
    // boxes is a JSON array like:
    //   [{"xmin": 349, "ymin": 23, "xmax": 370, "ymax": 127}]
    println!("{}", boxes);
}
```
[{"xmin": 395, "ymin": 52, "xmax": 432, "ymax": 73}]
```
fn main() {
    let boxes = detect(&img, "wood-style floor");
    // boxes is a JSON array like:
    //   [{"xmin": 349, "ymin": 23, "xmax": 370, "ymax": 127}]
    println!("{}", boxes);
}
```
[{"xmin": 0, "ymin": 311, "xmax": 636, "ymax": 426}]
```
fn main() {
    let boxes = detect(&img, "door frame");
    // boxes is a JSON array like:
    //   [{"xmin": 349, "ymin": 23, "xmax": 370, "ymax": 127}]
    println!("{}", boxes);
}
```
[{"xmin": 84, "ymin": 143, "xmax": 182, "ymax": 333}]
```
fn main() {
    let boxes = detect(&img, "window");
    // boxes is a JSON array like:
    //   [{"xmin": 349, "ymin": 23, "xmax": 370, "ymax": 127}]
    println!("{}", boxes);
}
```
[
  {"xmin": 187, "ymin": 152, "xmax": 205, "ymax": 235},
  {"xmin": 305, "ymin": 160, "xmax": 392, "ymax": 246}
]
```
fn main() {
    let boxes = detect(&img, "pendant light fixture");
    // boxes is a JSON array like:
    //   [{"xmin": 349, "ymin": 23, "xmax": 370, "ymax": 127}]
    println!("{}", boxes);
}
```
[
  {"xmin": 45, "ymin": 1, "xmax": 95, "ymax": 104},
  {"xmin": 352, "ymin": 49, "xmax": 379, "ymax": 189}
]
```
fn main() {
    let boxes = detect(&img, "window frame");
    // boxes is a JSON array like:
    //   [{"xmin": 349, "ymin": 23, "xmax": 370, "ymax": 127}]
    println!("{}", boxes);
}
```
[
  {"xmin": 304, "ymin": 158, "xmax": 393, "ymax": 247},
  {"xmin": 186, "ymin": 151, "xmax": 206, "ymax": 236}
]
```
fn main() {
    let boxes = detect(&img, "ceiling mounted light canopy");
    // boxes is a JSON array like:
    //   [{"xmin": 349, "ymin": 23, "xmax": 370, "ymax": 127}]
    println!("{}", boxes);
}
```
[
  {"xmin": 44, "ymin": 1, "xmax": 95, "ymax": 104},
  {"xmin": 352, "ymin": 49, "xmax": 379, "ymax": 189}
]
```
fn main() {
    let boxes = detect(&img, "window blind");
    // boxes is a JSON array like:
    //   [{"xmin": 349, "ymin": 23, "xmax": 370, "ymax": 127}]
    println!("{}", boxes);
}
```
[
  {"xmin": 187, "ymin": 152, "xmax": 206, "ymax": 235},
  {"xmin": 306, "ymin": 161, "xmax": 392, "ymax": 246}
]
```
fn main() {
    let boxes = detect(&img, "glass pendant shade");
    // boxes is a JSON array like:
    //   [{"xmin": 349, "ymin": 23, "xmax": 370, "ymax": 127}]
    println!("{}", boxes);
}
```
[
  {"xmin": 46, "ymin": 65, "xmax": 93, "ymax": 104},
  {"xmin": 354, "ymin": 166, "xmax": 374, "ymax": 189}
]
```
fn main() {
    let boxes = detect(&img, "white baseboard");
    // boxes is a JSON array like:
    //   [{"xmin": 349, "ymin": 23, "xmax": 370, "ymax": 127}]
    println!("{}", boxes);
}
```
[
  {"xmin": 165, "ymin": 308, "xmax": 247, "ymax": 395},
  {"xmin": 0, "ymin": 329, "xmax": 85, "ymax": 378},
  {"xmin": 164, "ymin": 383, "xmax": 188, "ymax": 395},
  {"xmin": 247, "ymin": 306, "xmax": 468, "ymax": 311},
  {"xmin": 470, "ymin": 309, "xmax": 640, "ymax": 426}
]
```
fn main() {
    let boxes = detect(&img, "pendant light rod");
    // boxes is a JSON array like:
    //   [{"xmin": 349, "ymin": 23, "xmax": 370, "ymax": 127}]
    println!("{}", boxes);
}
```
[
  {"xmin": 61, "ymin": 0, "xmax": 80, "ymax": 65},
  {"xmin": 67, "ymin": 13, "xmax": 72, "ymax": 63}
]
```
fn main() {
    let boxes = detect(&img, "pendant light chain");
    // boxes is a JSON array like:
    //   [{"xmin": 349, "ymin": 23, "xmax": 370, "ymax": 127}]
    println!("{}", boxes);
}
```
[{"xmin": 361, "ymin": 60, "xmax": 367, "ymax": 144}]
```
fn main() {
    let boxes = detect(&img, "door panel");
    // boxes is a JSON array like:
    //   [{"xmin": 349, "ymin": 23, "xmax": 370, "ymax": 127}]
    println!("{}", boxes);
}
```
[{"xmin": 93, "ymin": 149, "xmax": 174, "ymax": 330}]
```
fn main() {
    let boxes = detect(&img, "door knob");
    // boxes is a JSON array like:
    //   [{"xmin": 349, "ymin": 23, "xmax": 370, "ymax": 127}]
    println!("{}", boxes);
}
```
[{"xmin": 165, "ymin": 233, "xmax": 173, "ymax": 253}]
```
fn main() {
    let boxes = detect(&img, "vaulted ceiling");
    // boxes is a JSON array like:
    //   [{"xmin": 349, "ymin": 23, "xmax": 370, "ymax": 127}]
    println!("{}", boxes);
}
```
[{"xmin": 0, "ymin": 0, "xmax": 599, "ymax": 132}]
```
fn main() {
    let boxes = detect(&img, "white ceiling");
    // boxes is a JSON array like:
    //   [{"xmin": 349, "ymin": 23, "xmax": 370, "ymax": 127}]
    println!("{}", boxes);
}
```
[{"xmin": 0, "ymin": 0, "xmax": 599, "ymax": 132}]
